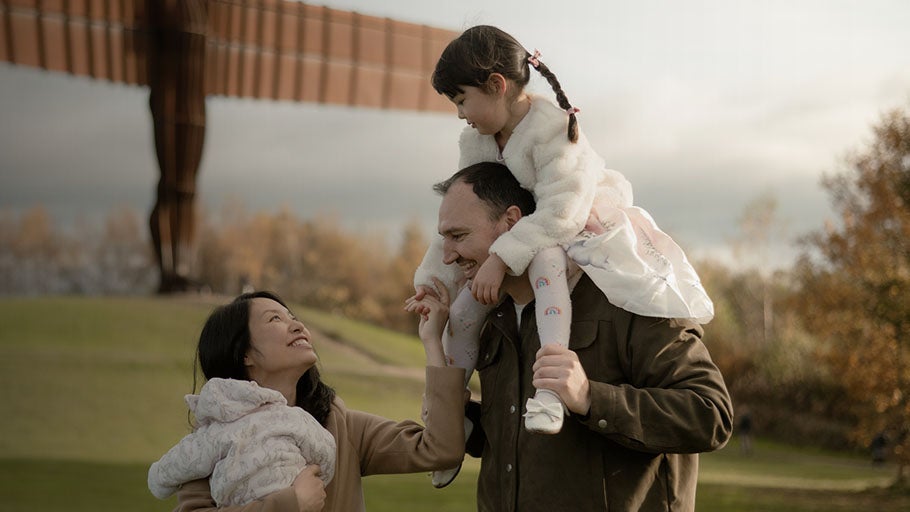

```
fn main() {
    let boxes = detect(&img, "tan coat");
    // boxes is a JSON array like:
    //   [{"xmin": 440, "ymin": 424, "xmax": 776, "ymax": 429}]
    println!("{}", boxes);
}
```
[{"xmin": 173, "ymin": 366, "xmax": 466, "ymax": 512}]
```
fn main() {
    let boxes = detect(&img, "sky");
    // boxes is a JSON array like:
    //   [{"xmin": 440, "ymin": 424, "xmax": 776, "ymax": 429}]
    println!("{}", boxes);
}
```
[{"xmin": 1, "ymin": 0, "xmax": 910, "ymax": 269}]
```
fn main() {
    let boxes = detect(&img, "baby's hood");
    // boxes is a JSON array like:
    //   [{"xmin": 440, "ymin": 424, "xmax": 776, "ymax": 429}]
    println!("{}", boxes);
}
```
[{"xmin": 185, "ymin": 378, "xmax": 287, "ymax": 425}]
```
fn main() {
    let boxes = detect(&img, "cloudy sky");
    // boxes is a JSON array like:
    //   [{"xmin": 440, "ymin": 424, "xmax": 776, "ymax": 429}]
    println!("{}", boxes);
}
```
[{"xmin": 2, "ymin": 0, "xmax": 909, "ymax": 268}]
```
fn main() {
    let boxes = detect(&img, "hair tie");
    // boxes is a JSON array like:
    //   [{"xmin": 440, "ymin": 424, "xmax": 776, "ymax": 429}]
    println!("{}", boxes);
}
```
[
  {"xmin": 527, "ymin": 49, "xmax": 541, "ymax": 69},
  {"xmin": 566, "ymin": 107, "xmax": 580, "ymax": 115}
]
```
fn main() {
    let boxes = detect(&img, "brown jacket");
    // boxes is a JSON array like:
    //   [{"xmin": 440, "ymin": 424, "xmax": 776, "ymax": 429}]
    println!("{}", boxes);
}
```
[
  {"xmin": 471, "ymin": 275, "xmax": 733, "ymax": 511},
  {"xmin": 173, "ymin": 366, "xmax": 465, "ymax": 512}
]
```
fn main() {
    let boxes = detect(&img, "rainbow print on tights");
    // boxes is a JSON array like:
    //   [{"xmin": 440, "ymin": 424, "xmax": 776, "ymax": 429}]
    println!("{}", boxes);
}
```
[
  {"xmin": 544, "ymin": 306, "xmax": 561, "ymax": 316},
  {"xmin": 535, "ymin": 277, "xmax": 550, "ymax": 288}
]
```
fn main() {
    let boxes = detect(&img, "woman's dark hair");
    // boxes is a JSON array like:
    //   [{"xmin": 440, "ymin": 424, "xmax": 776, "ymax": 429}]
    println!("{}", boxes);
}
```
[
  {"xmin": 431, "ymin": 25, "xmax": 579, "ymax": 143},
  {"xmin": 434, "ymin": 162, "xmax": 537, "ymax": 220},
  {"xmin": 193, "ymin": 291, "xmax": 336, "ymax": 425}
]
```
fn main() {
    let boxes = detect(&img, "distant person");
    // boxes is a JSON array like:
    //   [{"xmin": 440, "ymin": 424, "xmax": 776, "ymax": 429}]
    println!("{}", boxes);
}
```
[
  {"xmin": 413, "ymin": 24, "xmax": 714, "ymax": 486},
  {"xmin": 737, "ymin": 408, "xmax": 754, "ymax": 455},
  {"xmin": 870, "ymin": 431, "xmax": 887, "ymax": 465},
  {"xmin": 409, "ymin": 163, "xmax": 733, "ymax": 510},
  {"xmin": 166, "ymin": 289, "xmax": 464, "ymax": 512}
]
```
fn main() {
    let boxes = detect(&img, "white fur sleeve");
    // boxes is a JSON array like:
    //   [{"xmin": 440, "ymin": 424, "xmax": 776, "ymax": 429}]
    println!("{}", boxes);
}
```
[{"xmin": 491, "ymin": 136, "xmax": 600, "ymax": 275}]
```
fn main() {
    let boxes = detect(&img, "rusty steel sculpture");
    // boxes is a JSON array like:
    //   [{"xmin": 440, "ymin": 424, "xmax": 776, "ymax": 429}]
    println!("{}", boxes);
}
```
[{"xmin": 0, "ymin": 0, "xmax": 455, "ymax": 292}]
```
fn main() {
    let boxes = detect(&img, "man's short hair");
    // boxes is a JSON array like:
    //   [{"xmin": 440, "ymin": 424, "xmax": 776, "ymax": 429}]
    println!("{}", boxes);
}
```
[{"xmin": 433, "ymin": 162, "xmax": 536, "ymax": 220}]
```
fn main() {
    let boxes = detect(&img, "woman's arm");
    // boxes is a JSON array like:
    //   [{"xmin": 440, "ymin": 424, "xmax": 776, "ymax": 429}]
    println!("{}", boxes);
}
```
[
  {"xmin": 173, "ymin": 465, "xmax": 325, "ymax": 512},
  {"xmin": 405, "ymin": 277, "xmax": 450, "ymax": 368},
  {"xmin": 347, "ymin": 366, "xmax": 466, "ymax": 476},
  {"xmin": 173, "ymin": 479, "xmax": 298, "ymax": 512}
]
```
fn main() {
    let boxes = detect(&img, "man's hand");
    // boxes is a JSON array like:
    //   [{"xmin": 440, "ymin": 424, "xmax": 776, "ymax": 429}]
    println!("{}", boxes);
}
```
[
  {"xmin": 532, "ymin": 344, "xmax": 592, "ymax": 415},
  {"xmin": 291, "ymin": 464, "xmax": 326, "ymax": 512},
  {"xmin": 471, "ymin": 254, "xmax": 507, "ymax": 305}
]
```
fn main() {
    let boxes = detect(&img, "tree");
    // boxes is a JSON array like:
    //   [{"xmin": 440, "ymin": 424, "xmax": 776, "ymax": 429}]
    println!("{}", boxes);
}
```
[{"xmin": 794, "ymin": 105, "xmax": 910, "ymax": 486}]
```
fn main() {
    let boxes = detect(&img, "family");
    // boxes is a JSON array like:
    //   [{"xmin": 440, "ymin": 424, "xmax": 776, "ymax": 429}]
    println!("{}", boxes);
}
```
[{"xmin": 148, "ymin": 25, "xmax": 734, "ymax": 512}]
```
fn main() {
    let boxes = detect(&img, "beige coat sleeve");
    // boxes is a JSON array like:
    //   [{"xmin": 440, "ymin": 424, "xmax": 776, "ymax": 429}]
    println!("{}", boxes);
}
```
[
  {"xmin": 173, "ymin": 479, "xmax": 299, "ymax": 512},
  {"xmin": 350, "ymin": 366, "xmax": 466, "ymax": 475}
]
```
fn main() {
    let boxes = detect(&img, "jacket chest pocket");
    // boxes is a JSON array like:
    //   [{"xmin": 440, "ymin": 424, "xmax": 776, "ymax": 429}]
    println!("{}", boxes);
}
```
[
  {"xmin": 568, "ymin": 319, "xmax": 616, "ymax": 383},
  {"xmin": 476, "ymin": 331, "xmax": 507, "ymax": 413}
]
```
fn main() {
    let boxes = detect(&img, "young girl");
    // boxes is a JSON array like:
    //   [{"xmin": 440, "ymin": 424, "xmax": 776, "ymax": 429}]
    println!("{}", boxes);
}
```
[
  {"xmin": 414, "ymin": 24, "xmax": 714, "ymax": 483},
  {"xmin": 148, "ymin": 296, "xmax": 337, "ymax": 507}
]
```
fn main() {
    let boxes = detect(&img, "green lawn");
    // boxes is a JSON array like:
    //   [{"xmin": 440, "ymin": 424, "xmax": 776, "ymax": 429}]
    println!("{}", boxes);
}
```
[{"xmin": 1, "ymin": 296, "xmax": 906, "ymax": 511}]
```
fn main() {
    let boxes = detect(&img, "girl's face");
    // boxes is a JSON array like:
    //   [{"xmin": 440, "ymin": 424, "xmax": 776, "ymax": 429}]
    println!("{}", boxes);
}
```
[
  {"xmin": 449, "ymin": 85, "xmax": 510, "ymax": 136},
  {"xmin": 244, "ymin": 298, "xmax": 318, "ymax": 383}
]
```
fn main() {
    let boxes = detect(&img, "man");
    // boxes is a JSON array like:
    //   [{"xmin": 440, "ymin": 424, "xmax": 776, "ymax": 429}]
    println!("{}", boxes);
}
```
[{"xmin": 429, "ymin": 161, "xmax": 733, "ymax": 511}]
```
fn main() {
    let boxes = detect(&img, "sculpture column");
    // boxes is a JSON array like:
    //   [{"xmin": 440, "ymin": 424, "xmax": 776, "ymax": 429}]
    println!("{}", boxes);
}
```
[{"xmin": 146, "ymin": 0, "xmax": 208, "ymax": 292}]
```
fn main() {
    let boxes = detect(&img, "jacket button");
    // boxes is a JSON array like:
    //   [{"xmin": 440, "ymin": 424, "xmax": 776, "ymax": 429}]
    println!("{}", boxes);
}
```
[
  {"xmin": 506, "ymin": 464, "xmax": 513, "ymax": 473},
  {"xmin": 509, "ymin": 405, "xmax": 516, "ymax": 414},
  {"xmin": 496, "ymin": 311, "xmax": 504, "ymax": 317},
  {"xmin": 598, "ymin": 419, "xmax": 608, "ymax": 429}
]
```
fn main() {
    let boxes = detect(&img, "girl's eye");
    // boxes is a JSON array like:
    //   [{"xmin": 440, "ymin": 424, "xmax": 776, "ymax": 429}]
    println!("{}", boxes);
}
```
[{"xmin": 270, "ymin": 315, "xmax": 281, "ymax": 322}]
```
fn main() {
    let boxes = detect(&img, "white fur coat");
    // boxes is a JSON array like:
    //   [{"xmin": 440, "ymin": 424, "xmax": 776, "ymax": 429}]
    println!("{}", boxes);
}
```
[{"xmin": 416, "ymin": 96, "xmax": 714, "ymax": 323}]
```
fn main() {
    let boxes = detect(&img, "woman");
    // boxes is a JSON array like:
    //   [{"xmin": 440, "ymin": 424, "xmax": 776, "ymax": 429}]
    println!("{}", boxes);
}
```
[{"xmin": 173, "ymin": 285, "xmax": 463, "ymax": 512}]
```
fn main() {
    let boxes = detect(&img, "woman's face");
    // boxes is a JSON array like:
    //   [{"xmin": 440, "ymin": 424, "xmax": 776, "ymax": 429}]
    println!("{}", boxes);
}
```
[{"xmin": 244, "ymin": 298, "xmax": 318, "ymax": 382}]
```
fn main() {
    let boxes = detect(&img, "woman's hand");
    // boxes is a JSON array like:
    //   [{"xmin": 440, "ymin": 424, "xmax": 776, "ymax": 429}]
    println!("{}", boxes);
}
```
[
  {"xmin": 405, "ymin": 284, "xmax": 439, "ymax": 317},
  {"xmin": 471, "ymin": 254, "xmax": 507, "ymax": 305},
  {"xmin": 291, "ymin": 465, "xmax": 326, "ymax": 512},
  {"xmin": 405, "ymin": 277, "xmax": 450, "ymax": 367}
]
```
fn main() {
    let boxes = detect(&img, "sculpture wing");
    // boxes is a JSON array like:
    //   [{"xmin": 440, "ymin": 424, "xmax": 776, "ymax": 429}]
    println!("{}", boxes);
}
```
[{"xmin": 0, "ymin": 0, "xmax": 455, "ymax": 113}]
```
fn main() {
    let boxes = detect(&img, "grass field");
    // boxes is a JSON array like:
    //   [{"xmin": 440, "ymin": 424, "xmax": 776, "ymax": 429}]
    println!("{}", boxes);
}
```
[{"xmin": 1, "ymin": 295, "xmax": 907, "ymax": 511}]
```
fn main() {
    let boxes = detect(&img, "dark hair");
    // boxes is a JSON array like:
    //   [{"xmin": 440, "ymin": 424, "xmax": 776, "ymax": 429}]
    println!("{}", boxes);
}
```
[
  {"xmin": 431, "ymin": 25, "xmax": 579, "ymax": 143},
  {"xmin": 434, "ymin": 162, "xmax": 536, "ymax": 220},
  {"xmin": 193, "ymin": 291, "xmax": 336, "ymax": 426}
]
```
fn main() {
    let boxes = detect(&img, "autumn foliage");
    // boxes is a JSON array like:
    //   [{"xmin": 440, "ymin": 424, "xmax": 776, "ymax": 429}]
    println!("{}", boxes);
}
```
[
  {"xmin": 792, "ymin": 107, "xmax": 910, "ymax": 484},
  {"xmin": 193, "ymin": 204, "xmax": 428, "ymax": 333}
]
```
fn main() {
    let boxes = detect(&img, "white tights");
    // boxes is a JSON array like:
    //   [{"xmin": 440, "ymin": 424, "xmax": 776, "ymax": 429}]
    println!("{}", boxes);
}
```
[{"xmin": 444, "ymin": 247, "xmax": 571, "ymax": 386}]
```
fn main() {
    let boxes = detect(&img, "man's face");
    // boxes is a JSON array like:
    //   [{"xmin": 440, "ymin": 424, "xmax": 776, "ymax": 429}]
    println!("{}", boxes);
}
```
[{"xmin": 437, "ymin": 181, "xmax": 509, "ymax": 281}]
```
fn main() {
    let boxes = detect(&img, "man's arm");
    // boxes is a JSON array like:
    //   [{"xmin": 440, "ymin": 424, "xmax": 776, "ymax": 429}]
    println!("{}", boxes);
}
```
[
  {"xmin": 463, "ymin": 400, "xmax": 485, "ymax": 458},
  {"xmin": 534, "ymin": 316, "xmax": 733, "ymax": 454}
]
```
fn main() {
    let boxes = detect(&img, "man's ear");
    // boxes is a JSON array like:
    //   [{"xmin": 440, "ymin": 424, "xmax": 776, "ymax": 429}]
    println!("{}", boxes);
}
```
[{"xmin": 503, "ymin": 205, "xmax": 523, "ymax": 228}]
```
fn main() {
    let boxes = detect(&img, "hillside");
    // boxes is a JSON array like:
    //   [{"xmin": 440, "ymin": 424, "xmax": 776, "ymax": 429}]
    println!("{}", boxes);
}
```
[{"xmin": 0, "ymin": 295, "xmax": 906, "ymax": 512}]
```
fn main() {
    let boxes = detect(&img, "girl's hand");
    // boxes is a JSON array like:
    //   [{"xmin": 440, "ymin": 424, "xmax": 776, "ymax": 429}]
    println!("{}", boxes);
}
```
[
  {"xmin": 292, "ymin": 465, "xmax": 326, "ymax": 512},
  {"xmin": 471, "ymin": 254, "xmax": 507, "ymax": 305}
]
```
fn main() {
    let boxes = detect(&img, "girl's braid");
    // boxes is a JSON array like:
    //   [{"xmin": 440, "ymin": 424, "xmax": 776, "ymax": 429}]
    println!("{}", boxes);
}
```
[{"xmin": 532, "ymin": 60, "xmax": 579, "ymax": 143}]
